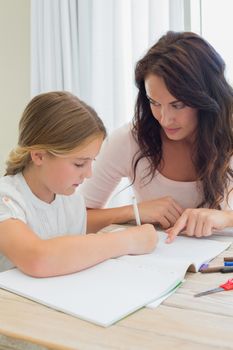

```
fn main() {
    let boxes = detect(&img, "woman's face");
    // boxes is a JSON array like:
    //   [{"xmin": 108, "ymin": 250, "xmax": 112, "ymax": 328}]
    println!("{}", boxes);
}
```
[{"xmin": 145, "ymin": 74, "xmax": 198, "ymax": 143}]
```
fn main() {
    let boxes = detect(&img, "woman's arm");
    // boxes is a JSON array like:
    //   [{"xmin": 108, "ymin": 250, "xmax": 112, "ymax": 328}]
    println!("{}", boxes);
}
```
[
  {"xmin": 86, "ymin": 205, "xmax": 135, "ymax": 233},
  {"xmin": 166, "ymin": 208, "xmax": 233, "ymax": 243},
  {"xmin": 87, "ymin": 196, "xmax": 184, "ymax": 233},
  {"xmin": 0, "ymin": 219, "xmax": 158, "ymax": 277}
]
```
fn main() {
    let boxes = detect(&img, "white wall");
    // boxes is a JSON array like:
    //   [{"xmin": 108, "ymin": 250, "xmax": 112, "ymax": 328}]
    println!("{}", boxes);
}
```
[{"xmin": 0, "ymin": 0, "xmax": 30, "ymax": 175}]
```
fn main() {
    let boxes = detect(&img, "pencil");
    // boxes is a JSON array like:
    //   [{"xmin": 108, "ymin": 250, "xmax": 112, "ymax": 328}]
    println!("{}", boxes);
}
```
[
  {"xmin": 132, "ymin": 196, "xmax": 141, "ymax": 226},
  {"xmin": 200, "ymin": 266, "xmax": 233, "ymax": 273},
  {"xmin": 224, "ymin": 257, "xmax": 233, "ymax": 262}
]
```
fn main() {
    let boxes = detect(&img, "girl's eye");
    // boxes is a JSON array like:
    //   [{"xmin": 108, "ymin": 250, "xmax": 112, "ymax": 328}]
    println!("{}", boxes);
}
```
[{"xmin": 74, "ymin": 163, "xmax": 85, "ymax": 168}]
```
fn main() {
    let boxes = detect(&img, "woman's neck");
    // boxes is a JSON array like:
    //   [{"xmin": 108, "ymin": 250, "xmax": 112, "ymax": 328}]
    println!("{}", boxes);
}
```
[{"xmin": 159, "ymin": 134, "xmax": 197, "ymax": 182}]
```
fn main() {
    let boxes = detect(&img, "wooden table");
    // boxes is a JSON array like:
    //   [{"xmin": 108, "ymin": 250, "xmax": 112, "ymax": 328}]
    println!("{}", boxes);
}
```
[{"xmin": 1, "ymin": 230, "xmax": 233, "ymax": 350}]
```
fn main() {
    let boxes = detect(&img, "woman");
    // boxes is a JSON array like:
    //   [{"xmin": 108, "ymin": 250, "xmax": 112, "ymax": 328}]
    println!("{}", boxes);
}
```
[{"xmin": 79, "ymin": 31, "xmax": 233, "ymax": 240}]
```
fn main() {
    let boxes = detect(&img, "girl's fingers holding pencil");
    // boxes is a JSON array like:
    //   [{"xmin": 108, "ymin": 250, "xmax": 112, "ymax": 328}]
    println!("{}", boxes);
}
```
[{"xmin": 126, "ymin": 224, "xmax": 158, "ymax": 254}]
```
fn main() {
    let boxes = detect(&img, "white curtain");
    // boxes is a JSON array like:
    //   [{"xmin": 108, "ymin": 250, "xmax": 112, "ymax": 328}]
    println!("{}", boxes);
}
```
[
  {"xmin": 31, "ymin": 0, "xmax": 189, "ymax": 132},
  {"xmin": 31, "ymin": 0, "xmax": 188, "ymax": 206},
  {"xmin": 31, "ymin": 0, "xmax": 80, "ymax": 96}
]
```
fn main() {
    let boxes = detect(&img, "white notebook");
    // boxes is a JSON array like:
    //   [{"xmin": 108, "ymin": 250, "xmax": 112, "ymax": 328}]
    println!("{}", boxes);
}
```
[{"xmin": 0, "ymin": 231, "xmax": 230, "ymax": 327}]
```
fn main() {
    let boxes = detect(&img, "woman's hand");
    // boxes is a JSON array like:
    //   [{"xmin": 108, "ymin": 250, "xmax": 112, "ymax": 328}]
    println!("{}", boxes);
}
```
[
  {"xmin": 166, "ymin": 208, "xmax": 233, "ymax": 243},
  {"xmin": 138, "ymin": 196, "xmax": 184, "ymax": 228}
]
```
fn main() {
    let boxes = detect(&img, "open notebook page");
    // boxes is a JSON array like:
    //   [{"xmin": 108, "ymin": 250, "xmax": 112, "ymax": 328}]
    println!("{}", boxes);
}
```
[
  {"xmin": 118, "ymin": 231, "xmax": 230, "ymax": 272},
  {"xmin": 0, "ymin": 231, "xmax": 230, "ymax": 327},
  {"xmin": 0, "ymin": 259, "xmax": 183, "ymax": 327}
]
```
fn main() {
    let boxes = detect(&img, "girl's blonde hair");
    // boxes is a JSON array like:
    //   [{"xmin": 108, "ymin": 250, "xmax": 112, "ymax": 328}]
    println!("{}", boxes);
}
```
[{"xmin": 6, "ymin": 91, "xmax": 106, "ymax": 175}]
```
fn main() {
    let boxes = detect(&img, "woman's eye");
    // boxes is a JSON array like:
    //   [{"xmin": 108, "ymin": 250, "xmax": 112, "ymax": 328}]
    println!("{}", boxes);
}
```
[
  {"xmin": 149, "ymin": 99, "xmax": 160, "ymax": 107},
  {"xmin": 172, "ymin": 102, "xmax": 185, "ymax": 109},
  {"xmin": 75, "ymin": 163, "xmax": 85, "ymax": 168},
  {"xmin": 151, "ymin": 102, "xmax": 160, "ymax": 107},
  {"xmin": 146, "ymin": 95, "xmax": 160, "ymax": 107}
]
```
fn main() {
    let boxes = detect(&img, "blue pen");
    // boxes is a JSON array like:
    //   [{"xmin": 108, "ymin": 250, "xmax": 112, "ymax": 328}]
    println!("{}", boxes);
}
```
[{"xmin": 224, "ymin": 262, "xmax": 233, "ymax": 266}]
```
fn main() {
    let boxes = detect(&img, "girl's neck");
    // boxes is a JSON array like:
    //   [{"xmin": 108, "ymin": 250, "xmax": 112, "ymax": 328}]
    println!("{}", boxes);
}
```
[{"xmin": 22, "ymin": 167, "xmax": 55, "ymax": 204}]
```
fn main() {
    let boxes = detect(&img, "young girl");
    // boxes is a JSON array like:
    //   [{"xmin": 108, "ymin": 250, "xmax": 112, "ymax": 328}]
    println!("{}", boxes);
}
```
[
  {"xmin": 79, "ymin": 31, "xmax": 233, "ymax": 240},
  {"xmin": 0, "ymin": 91, "xmax": 157, "ymax": 276}
]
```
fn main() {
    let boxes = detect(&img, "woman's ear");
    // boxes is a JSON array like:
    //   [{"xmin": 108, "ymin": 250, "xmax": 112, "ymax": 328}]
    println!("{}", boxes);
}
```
[{"xmin": 30, "ymin": 150, "xmax": 46, "ymax": 165}]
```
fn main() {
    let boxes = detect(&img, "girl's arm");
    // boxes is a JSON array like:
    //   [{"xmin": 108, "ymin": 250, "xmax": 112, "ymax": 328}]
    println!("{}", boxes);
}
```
[{"xmin": 0, "ymin": 219, "xmax": 157, "ymax": 277}]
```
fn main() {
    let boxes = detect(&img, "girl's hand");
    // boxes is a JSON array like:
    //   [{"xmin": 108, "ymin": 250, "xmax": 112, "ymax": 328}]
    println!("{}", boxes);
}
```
[
  {"xmin": 166, "ymin": 208, "xmax": 233, "ymax": 243},
  {"xmin": 125, "ymin": 224, "xmax": 158, "ymax": 255},
  {"xmin": 138, "ymin": 196, "xmax": 183, "ymax": 229}
]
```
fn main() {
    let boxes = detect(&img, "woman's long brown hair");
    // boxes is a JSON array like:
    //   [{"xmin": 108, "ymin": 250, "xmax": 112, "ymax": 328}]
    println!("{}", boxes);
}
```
[{"xmin": 132, "ymin": 31, "xmax": 233, "ymax": 208}]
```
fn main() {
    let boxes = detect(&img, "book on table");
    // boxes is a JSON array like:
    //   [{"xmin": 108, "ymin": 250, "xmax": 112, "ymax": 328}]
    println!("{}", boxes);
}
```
[{"xmin": 0, "ymin": 230, "xmax": 230, "ymax": 327}]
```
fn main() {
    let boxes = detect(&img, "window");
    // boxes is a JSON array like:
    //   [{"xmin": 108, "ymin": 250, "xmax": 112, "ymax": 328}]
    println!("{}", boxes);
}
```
[{"xmin": 191, "ymin": 0, "xmax": 233, "ymax": 84}]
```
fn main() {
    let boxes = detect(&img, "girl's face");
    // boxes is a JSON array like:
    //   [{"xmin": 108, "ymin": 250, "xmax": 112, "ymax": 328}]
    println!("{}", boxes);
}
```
[
  {"xmin": 145, "ymin": 74, "xmax": 198, "ymax": 143},
  {"xmin": 29, "ymin": 136, "xmax": 103, "ymax": 203}
]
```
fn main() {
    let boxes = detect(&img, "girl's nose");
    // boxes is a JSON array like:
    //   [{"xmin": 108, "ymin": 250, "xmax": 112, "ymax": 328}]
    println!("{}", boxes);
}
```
[{"xmin": 84, "ymin": 163, "xmax": 92, "ymax": 179}]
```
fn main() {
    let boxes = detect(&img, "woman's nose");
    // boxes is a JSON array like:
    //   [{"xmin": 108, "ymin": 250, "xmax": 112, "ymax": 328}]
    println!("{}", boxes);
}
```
[{"xmin": 160, "ymin": 106, "xmax": 173, "ymax": 126}]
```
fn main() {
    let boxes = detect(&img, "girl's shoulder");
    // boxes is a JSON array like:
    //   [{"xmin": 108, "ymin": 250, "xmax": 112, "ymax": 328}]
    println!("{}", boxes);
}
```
[
  {"xmin": 0, "ymin": 174, "xmax": 24, "ymax": 199},
  {"xmin": 0, "ymin": 174, "xmax": 27, "ymax": 223}
]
